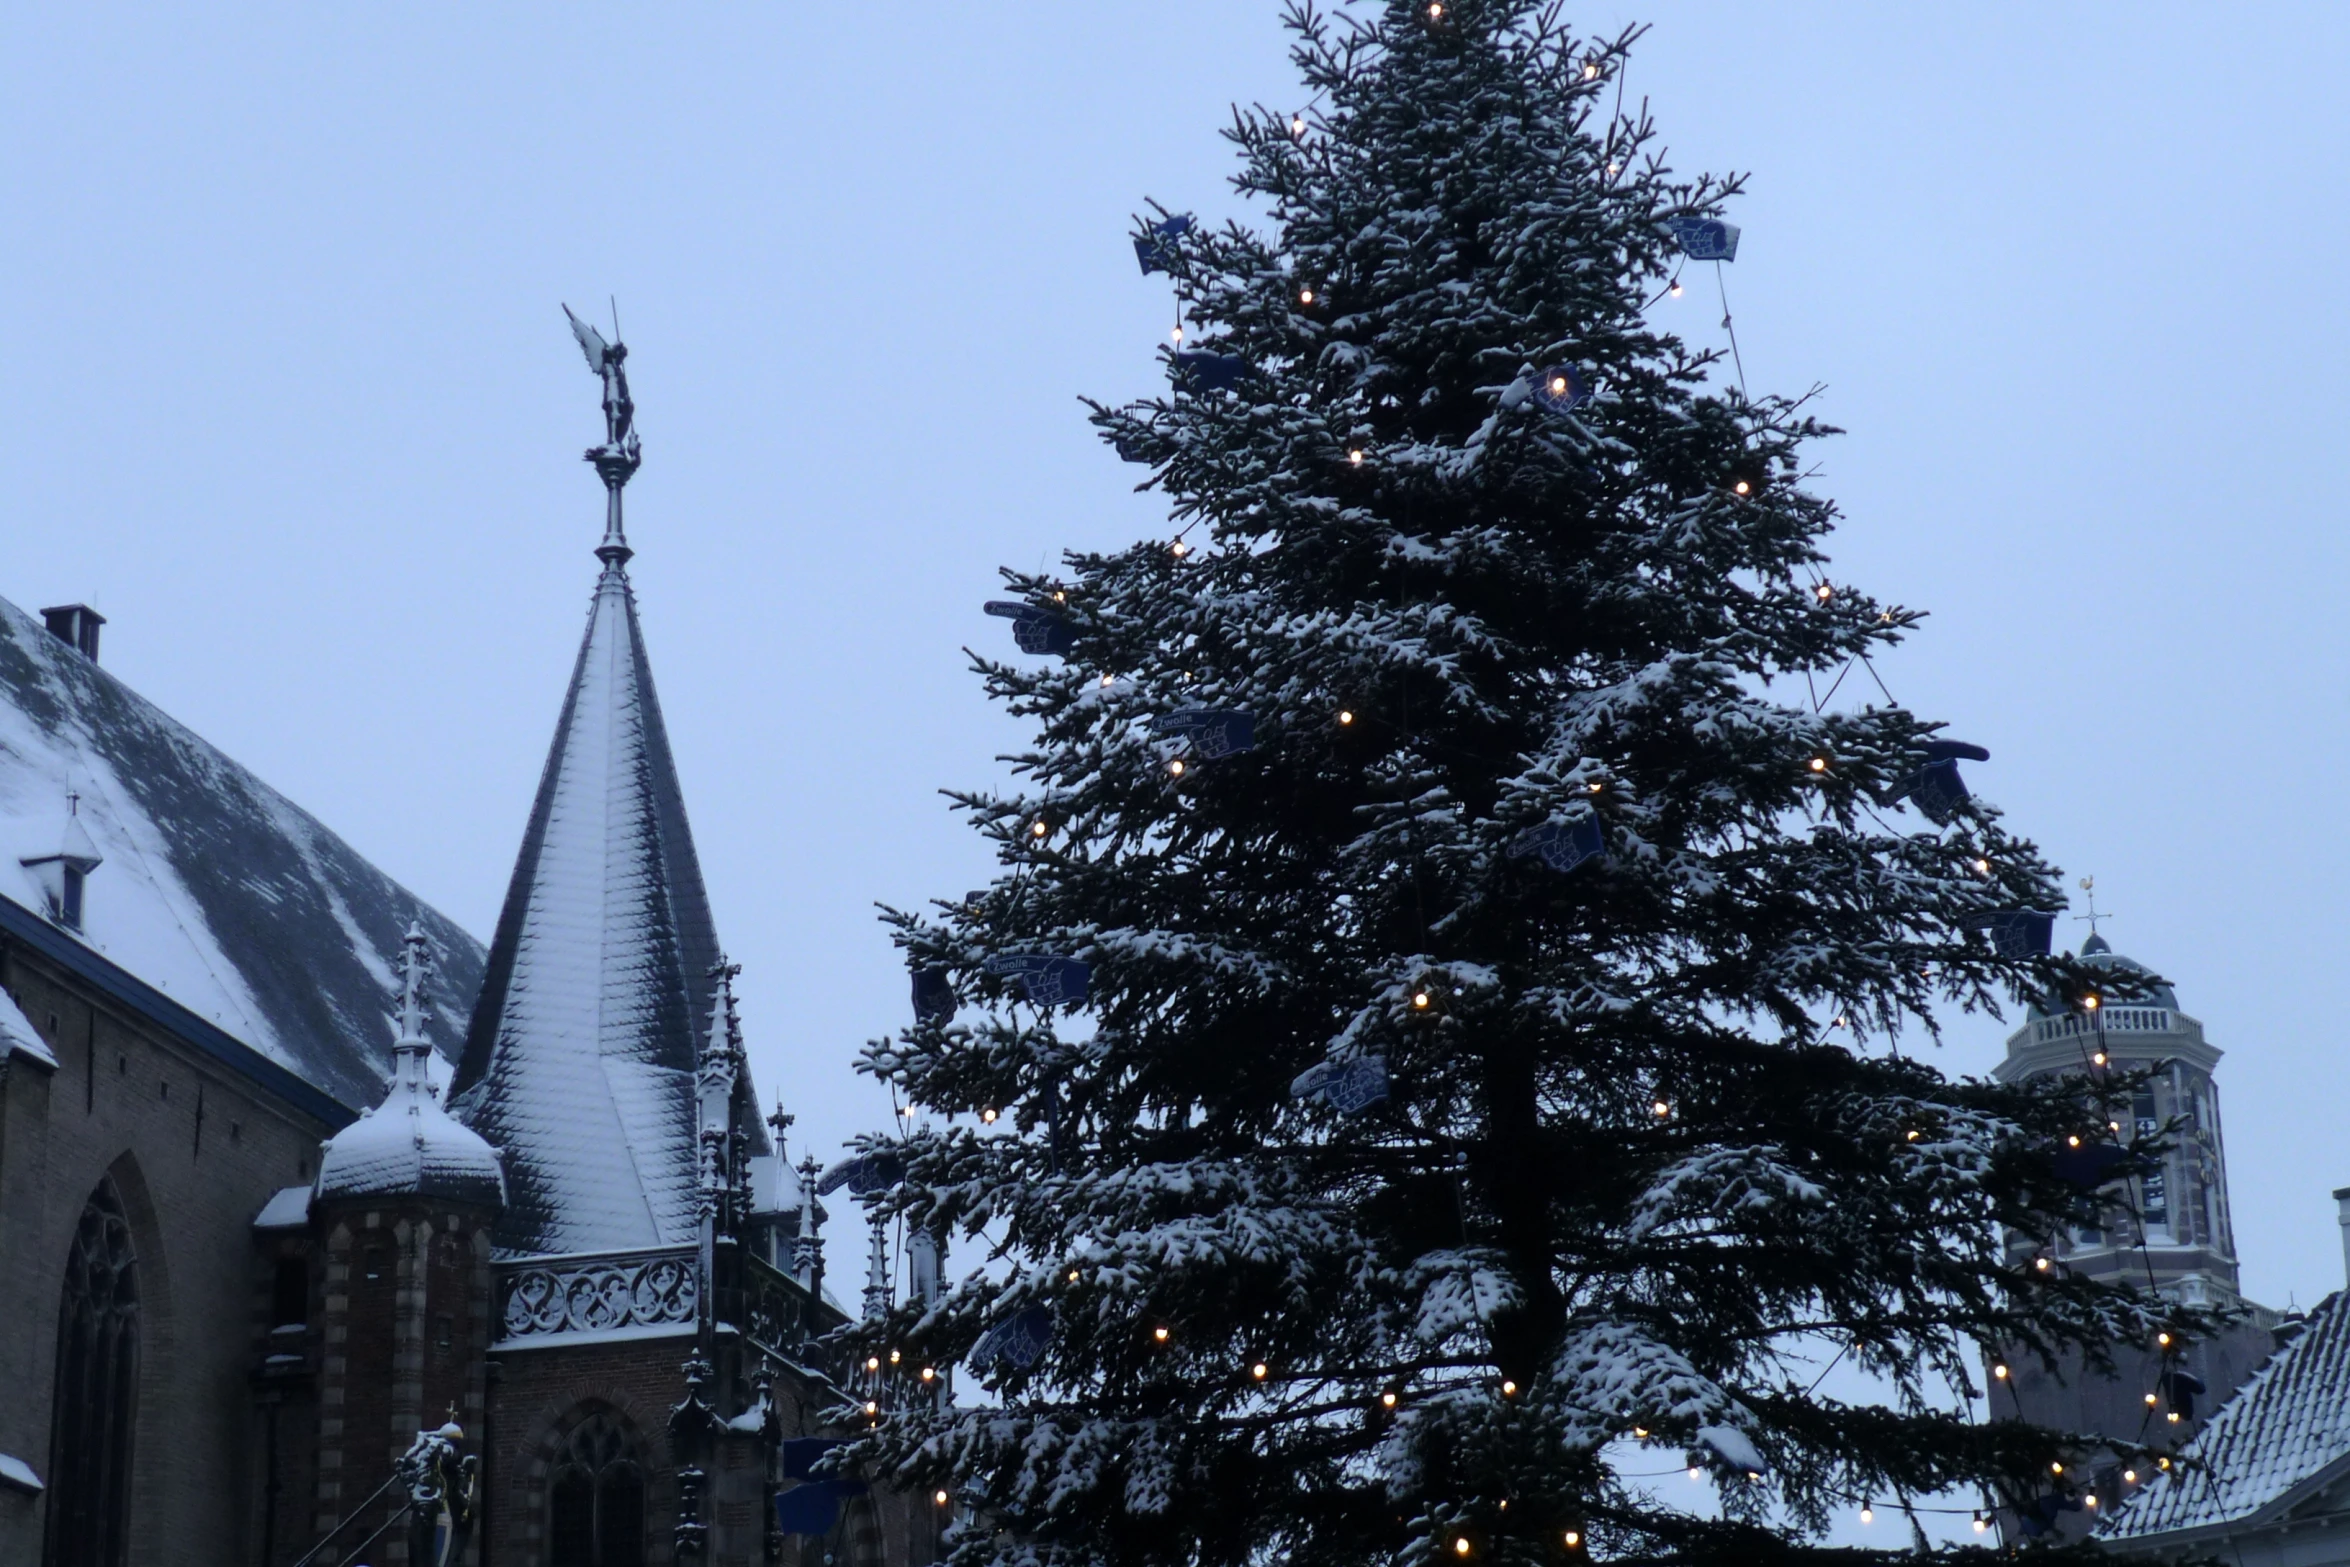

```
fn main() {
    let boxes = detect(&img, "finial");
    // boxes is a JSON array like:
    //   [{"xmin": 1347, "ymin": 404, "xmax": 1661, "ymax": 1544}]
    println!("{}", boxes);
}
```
[
  {"xmin": 395, "ymin": 922, "xmax": 433, "ymax": 1086},
  {"xmin": 563, "ymin": 303, "xmax": 642, "ymax": 566},
  {"xmin": 2074, "ymin": 876, "xmax": 2112, "ymax": 941}
]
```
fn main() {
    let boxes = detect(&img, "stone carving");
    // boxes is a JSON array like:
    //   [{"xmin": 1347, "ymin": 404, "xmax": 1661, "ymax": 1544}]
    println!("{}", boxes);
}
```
[{"xmin": 499, "ymin": 1249, "xmax": 697, "ymax": 1341}]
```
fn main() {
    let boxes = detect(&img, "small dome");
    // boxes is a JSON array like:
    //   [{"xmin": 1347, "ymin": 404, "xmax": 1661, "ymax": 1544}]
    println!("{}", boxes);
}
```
[
  {"xmin": 317, "ymin": 1079, "xmax": 506, "ymax": 1209},
  {"xmin": 2029, "ymin": 935, "xmax": 2181, "ymax": 1016},
  {"xmin": 316, "ymin": 923, "xmax": 506, "ymax": 1209}
]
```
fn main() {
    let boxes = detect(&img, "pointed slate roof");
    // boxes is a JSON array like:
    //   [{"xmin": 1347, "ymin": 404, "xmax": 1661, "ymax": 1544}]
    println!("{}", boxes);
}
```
[{"xmin": 447, "ymin": 548, "xmax": 722, "ymax": 1256}]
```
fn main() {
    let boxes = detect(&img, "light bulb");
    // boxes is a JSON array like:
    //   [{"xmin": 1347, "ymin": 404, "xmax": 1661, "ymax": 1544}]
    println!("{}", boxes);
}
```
[
  {"xmin": 2145, "ymin": 1393, "xmax": 2158, "ymax": 1406},
  {"xmin": 981, "ymin": 1107, "xmax": 998, "ymax": 1123},
  {"xmin": 1170, "ymin": 325, "xmax": 1183, "ymax": 343},
  {"xmin": 1428, "ymin": 1, "xmax": 1443, "ymax": 17},
  {"xmin": 920, "ymin": 1366, "xmax": 936, "ymax": 1382},
  {"xmin": 2160, "ymin": 1458, "xmax": 2172, "ymax": 1470},
  {"xmin": 1171, "ymin": 540, "xmax": 1191, "ymax": 558},
  {"xmin": 1815, "ymin": 583, "xmax": 1833, "ymax": 602},
  {"xmin": 1607, "ymin": 162, "xmax": 1620, "ymax": 175},
  {"xmin": 1453, "ymin": 1539, "xmax": 1470, "ymax": 1558},
  {"xmin": 1300, "ymin": 288, "xmax": 1315, "ymax": 304},
  {"xmin": 1973, "ymin": 1516, "xmax": 1989, "ymax": 1534},
  {"xmin": 1733, "ymin": 480, "xmax": 1751, "ymax": 496},
  {"xmin": 2086, "ymin": 1495, "xmax": 2099, "ymax": 1510},
  {"xmin": 2093, "ymin": 1051, "xmax": 2108, "ymax": 1065},
  {"xmin": 1252, "ymin": 1362, "xmax": 1269, "ymax": 1379},
  {"xmin": 1584, "ymin": 61, "xmax": 1599, "ymax": 79},
  {"xmin": 1291, "ymin": 113, "xmax": 1307, "ymax": 136},
  {"xmin": 1052, "ymin": 590, "xmax": 1067, "ymax": 603},
  {"xmin": 866, "ymin": 1356, "xmax": 881, "ymax": 1372},
  {"xmin": 1501, "ymin": 1380, "xmax": 1517, "ymax": 1396},
  {"xmin": 1338, "ymin": 709, "xmax": 1355, "ymax": 725},
  {"xmin": 1859, "ymin": 1504, "xmax": 1874, "ymax": 1525},
  {"xmin": 2051, "ymin": 1463, "xmax": 2064, "ymax": 1475},
  {"xmin": 1381, "ymin": 1391, "xmax": 1398, "ymax": 1408},
  {"xmin": 2168, "ymin": 1411, "xmax": 2181, "ymax": 1424},
  {"xmin": 899, "ymin": 1105, "xmax": 914, "ymax": 1118},
  {"xmin": 1153, "ymin": 1325, "xmax": 1170, "ymax": 1343},
  {"xmin": 1412, "ymin": 991, "xmax": 1431, "ymax": 1009},
  {"xmin": 1905, "ymin": 1130, "xmax": 1919, "ymax": 1141},
  {"xmin": 1973, "ymin": 858, "xmax": 1992, "ymax": 875},
  {"xmin": 890, "ymin": 1349, "xmax": 902, "ymax": 1365},
  {"xmin": 2158, "ymin": 1332, "xmax": 2172, "ymax": 1347},
  {"xmin": 2067, "ymin": 1135, "xmax": 2081, "ymax": 1148},
  {"xmin": 1808, "ymin": 757, "xmax": 1828, "ymax": 773},
  {"xmin": 1669, "ymin": 280, "xmax": 1683, "ymax": 297},
  {"xmin": 2035, "ymin": 1257, "xmax": 2050, "ymax": 1272},
  {"xmin": 1551, "ymin": 376, "xmax": 1569, "ymax": 395},
  {"xmin": 1169, "ymin": 759, "xmax": 1186, "ymax": 777},
  {"xmin": 1031, "ymin": 819, "xmax": 1049, "ymax": 838},
  {"xmin": 1633, "ymin": 1427, "xmax": 1648, "ymax": 1438},
  {"xmin": 1993, "ymin": 1364, "xmax": 2008, "ymax": 1379},
  {"xmin": 935, "ymin": 1490, "xmax": 951, "ymax": 1506},
  {"xmin": 1564, "ymin": 1531, "xmax": 1582, "ymax": 1548},
  {"xmin": 2124, "ymin": 1469, "xmax": 2138, "ymax": 1483},
  {"xmin": 2084, "ymin": 995, "xmax": 2101, "ymax": 1011},
  {"xmin": 1652, "ymin": 1100, "xmax": 1670, "ymax": 1118},
  {"xmin": 864, "ymin": 1401, "xmax": 879, "ymax": 1416},
  {"xmin": 1348, "ymin": 448, "xmax": 1365, "ymax": 465}
]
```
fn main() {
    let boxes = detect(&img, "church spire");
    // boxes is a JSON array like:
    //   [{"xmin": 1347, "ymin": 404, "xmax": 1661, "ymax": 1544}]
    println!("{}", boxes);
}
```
[{"xmin": 447, "ymin": 318, "xmax": 727, "ymax": 1256}]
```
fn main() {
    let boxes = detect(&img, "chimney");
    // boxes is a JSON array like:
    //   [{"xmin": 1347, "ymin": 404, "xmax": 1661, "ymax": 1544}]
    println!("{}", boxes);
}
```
[
  {"xmin": 2335, "ymin": 1186, "xmax": 2350, "ymax": 1288},
  {"xmin": 40, "ymin": 605, "xmax": 105, "ymax": 664}
]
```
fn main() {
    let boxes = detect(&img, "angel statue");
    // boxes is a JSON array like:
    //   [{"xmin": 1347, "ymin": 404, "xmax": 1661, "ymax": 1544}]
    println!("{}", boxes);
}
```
[{"xmin": 563, "ymin": 303, "xmax": 638, "ymax": 459}]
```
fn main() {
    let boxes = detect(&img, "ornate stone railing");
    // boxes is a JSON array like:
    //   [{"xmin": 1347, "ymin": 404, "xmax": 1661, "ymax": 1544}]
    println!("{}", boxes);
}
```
[
  {"xmin": 742, "ymin": 1252, "xmax": 850, "ymax": 1382},
  {"xmin": 496, "ymin": 1245, "xmax": 698, "ymax": 1344},
  {"xmin": 2032, "ymin": 1007, "xmax": 2196, "ymax": 1044}
]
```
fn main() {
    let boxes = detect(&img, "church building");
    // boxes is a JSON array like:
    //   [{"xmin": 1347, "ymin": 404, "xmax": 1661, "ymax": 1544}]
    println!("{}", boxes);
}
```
[{"xmin": 0, "ymin": 327, "xmax": 927, "ymax": 1567}]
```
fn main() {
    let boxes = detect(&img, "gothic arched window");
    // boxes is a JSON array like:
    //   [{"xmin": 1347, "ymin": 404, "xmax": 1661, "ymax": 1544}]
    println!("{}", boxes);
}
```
[
  {"xmin": 42, "ymin": 1176, "xmax": 140, "ymax": 1567},
  {"xmin": 548, "ymin": 1409, "xmax": 645, "ymax": 1567}
]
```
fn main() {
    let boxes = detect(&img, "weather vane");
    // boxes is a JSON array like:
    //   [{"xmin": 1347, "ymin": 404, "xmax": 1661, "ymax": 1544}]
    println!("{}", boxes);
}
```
[
  {"xmin": 2074, "ymin": 875, "xmax": 2111, "ymax": 938},
  {"xmin": 563, "ymin": 300, "xmax": 641, "ymax": 564}
]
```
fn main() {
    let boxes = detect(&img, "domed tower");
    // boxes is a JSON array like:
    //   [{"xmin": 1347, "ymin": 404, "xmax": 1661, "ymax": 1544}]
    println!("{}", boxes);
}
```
[
  {"xmin": 1986, "ymin": 933, "xmax": 2278, "ymax": 1543},
  {"xmin": 1994, "ymin": 933, "xmax": 2243, "ymax": 1302},
  {"xmin": 307, "ymin": 925, "xmax": 505, "ymax": 1558}
]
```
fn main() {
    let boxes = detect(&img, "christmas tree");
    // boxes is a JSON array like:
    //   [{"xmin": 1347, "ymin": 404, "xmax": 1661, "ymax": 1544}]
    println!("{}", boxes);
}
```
[{"xmin": 852, "ymin": 4, "xmax": 2192, "ymax": 1562}]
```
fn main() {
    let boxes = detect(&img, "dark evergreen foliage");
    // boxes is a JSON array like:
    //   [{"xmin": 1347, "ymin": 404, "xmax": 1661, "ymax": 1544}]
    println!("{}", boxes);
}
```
[{"xmin": 850, "ymin": 5, "xmax": 2195, "ymax": 1562}]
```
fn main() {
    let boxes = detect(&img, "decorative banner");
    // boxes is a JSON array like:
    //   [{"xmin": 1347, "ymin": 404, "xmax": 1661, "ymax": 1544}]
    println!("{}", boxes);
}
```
[
  {"xmin": 780, "ymin": 1438, "xmax": 840, "ymax": 1483},
  {"xmin": 1531, "ymin": 364, "xmax": 1591, "ymax": 414},
  {"xmin": 970, "ymin": 1303, "xmax": 1055, "ymax": 1369},
  {"xmin": 1662, "ymin": 216, "xmax": 1740, "ymax": 261},
  {"xmin": 1172, "ymin": 350, "xmax": 1251, "ymax": 393},
  {"xmin": 817, "ymin": 1149, "xmax": 907, "ymax": 1197},
  {"xmin": 1291, "ymin": 1055, "xmax": 1390, "ymax": 1115},
  {"xmin": 775, "ymin": 1480, "xmax": 867, "ymax": 1537},
  {"xmin": 983, "ymin": 601, "xmax": 1075, "ymax": 657},
  {"xmin": 911, "ymin": 966, "xmax": 956, "ymax": 1023},
  {"xmin": 983, "ymin": 954, "xmax": 1093, "ymax": 1007},
  {"xmin": 1507, "ymin": 815, "xmax": 1606, "ymax": 875},
  {"xmin": 1979, "ymin": 910, "xmax": 2054, "ymax": 959},
  {"xmin": 2049, "ymin": 1141, "xmax": 2143, "ymax": 1189},
  {"xmin": 1134, "ymin": 213, "xmax": 1195, "ymax": 275},
  {"xmin": 1152, "ymin": 709, "xmax": 1256, "ymax": 760},
  {"xmin": 1885, "ymin": 742, "xmax": 1987, "ymax": 826}
]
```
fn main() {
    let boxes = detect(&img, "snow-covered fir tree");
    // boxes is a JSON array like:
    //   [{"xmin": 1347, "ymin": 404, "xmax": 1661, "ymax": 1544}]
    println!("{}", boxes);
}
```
[{"xmin": 851, "ymin": 4, "xmax": 2200, "ymax": 1562}]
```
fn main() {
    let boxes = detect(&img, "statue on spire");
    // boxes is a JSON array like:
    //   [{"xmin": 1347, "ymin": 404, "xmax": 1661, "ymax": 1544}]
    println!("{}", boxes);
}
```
[{"xmin": 563, "ymin": 302, "xmax": 642, "ymax": 562}]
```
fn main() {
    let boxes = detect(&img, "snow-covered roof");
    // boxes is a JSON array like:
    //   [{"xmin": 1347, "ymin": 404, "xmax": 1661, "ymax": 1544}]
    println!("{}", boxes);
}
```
[
  {"xmin": 0, "ymin": 982, "xmax": 55, "ymax": 1067},
  {"xmin": 317, "ymin": 1077, "xmax": 506, "ymax": 1209},
  {"xmin": 252, "ymin": 1184, "xmax": 313, "ymax": 1231},
  {"xmin": 2100, "ymin": 1292, "xmax": 2347, "ymax": 1542},
  {"xmin": 449, "ymin": 550, "xmax": 761, "ymax": 1256},
  {"xmin": 0, "ymin": 590, "xmax": 484, "ymax": 1110}
]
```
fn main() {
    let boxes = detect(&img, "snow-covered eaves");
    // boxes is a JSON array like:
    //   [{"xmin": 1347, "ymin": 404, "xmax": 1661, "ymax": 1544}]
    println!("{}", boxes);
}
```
[
  {"xmin": 2101, "ymin": 1291, "xmax": 2349, "ymax": 1545},
  {"xmin": 252, "ymin": 1184, "xmax": 313, "ymax": 1231},
  {"xmin": 0, "ymin": 590, "xmax": 484, "ymax": 1110},
  {"xmin": 0, "ymin": 982, "xmax": 55, "ymax": 1068}
]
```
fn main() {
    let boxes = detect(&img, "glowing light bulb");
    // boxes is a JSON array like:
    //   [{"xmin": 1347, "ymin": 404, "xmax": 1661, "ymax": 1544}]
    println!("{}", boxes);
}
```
[
  {"xmin": 2160, "ymin": 1457, "xmax": 2172, "ymax": 1470},
  {"xmin": 920, "ymin": 1366, "xmax": 936, "ymax": 1382},
  {"xmin": 2124, "ymin": 1469, "xmax": 2138, "ymax": 1483},
  {"xmin": 1347, "ymin": 448, "xmax": 1365, "ymax": 465},
  {"xmin": 2085, "ymin": 1495, "xmax": 2098, "ymax": 1510},
  {"xmin": 1068, "ymin": 1269, "xmax": 1080, "ymax": 1282},
  {"xmin": 1815, "ymin": 583, "xmax": 1833, "ymax": 602},
  {"xmin": 1171, "ymin": 540, "xmax": 1191, "ymax": 558},
  {"xmin": 2168, "ymin": 1411, "xmax": 2181, "ymax": 1424},
  {"xmin": 2145, "ymin": 1393, "xmax": 2159, "ymax": 1406},
  {"xmin": 1381, "ymin": 1391, "xmax": 1398, "ymax": 1408},
  {"xmin": 890, "ymin": 1349, "xmax": 902, "ymax": 1365},
  {"xmin": 1973, "ymin": 1515, "xmax": 1989, "ymax": 1534},
  {"xmin": 1338, "ymin": 709, "xmax": 1355, "ymax": 725},
  {"xmin": 1653, "ymin": 1100, "xmax": 1670, "ymax": 1118},
  {"xmin": 1153, "ymin": 1325, "xmax": 1170, "ymax": 1343},
  {"xmin": 1669, "ymin": 279, "xmax": 1683, "ymax": 298},
  {"xmin": 1428, "ymin": 1, "xmax": 1444, "ymax": 17},
  {"xmin": 1584, "ymin": 61, "xmax": 1599, "ymax": 79},
  {"xmin": 1052, "ymin": 590, "xmax": 1067, "ymax": 604},
  {"xmin": 1412, "ymin": 991, "xmax": 1431, "ymax": 1009},
  {"xmin": 1733, "ymin": 480, "xmax": 1752, "ymax": 496},
  {"xmin": 1170, "ymin": 325, "xmax": 1183, "ymax": 343},
  {"xmin": 1808, "ymin": 757, "xmax": 1828, "ymax": 773},
  {"xmin": 2035, "ymin": 1257, "xmax": 2051, "ymax": 1272},
  {"xmin": 899, "ymin": 1105, "xmax": 914, "ymax": 1118},
  {"xmin": 1501, "ymin": 1380, "xmax": 1517, "ymax": 1397},
  {"xmin": 935, "ymin": 1490, "xmax": 951, "ymax": 1506},
  {"xmin": 981, "ymin": 1107, "xmax": 998, "ymax": 1123},
  {"xmin": 1859, "ymin": 1503, "xmax": 1874, "ymax": 1524},
  {"xmin": 1564, "ymin": 1531, "xmax": 1582, "ymax": 1548},
  {"xmin": 1453, "ymin": 1539, "xmax": 1471, "ymax": 1558},
  {"xmin": 2052, "ymin": 1463, "xmax": 2064, "ymax": 1476},
  {"xmin": 1905, "ymin": 1130, "xmax": 1919, "ymax": 1141},
  {"xmin": 2068, "ymin": 1135, "xmax": 2081, "ymax": 1148},
  {"xmin": 1993, "ymin": 1365, "xmax": 2009, "ymax": 1380},
  {"xmin": 2084, "ymin": 995, "xmax": 2101, "ymax": 1011},
  {"xmin": 866, "ymin": 1356, "xmax": 881, "ymax": 1372},
  {"xmin": 1973, "ymin": 858, "xmax": 1992, "ymax": 875},
  {"xmin": 1291, "ymin": 113, "xmax": 1307, "ymax": 136},
  {"xmin": 2158, "ymin": 1332, "xmax": 2173, "ymax": 1347},
  {"xmin": 1551, "ymin": 376, "xmax": 1569, "ymax": 395},
  {"xmin": 1633, "ymin": 1427, "xmax": 1648, "ymax": 1439},
  {"xmin": 1252, "ymin": 1361, "xmax": 1269, "ymax": 1380},
  {"xmin": 1607, "ymin": 162, "xmax": 1620, "ymax": 176},
  {"xmin": 1169, "ymin": 759, "xmax": 1186, "ymax": 777},
  {"xmin": 1300, "ymin": 288, "xmax": 1316, "ymax": 305},
  {"xmin": 2093, "ymin": 1051, "xmax": 2108, "ymax": 1065}
]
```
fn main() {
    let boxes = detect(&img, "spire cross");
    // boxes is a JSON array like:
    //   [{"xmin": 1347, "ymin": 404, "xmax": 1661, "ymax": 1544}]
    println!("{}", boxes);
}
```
[{"xmin": 2074, "ymin": 876, "xmax": 2112, "ymax": 938}]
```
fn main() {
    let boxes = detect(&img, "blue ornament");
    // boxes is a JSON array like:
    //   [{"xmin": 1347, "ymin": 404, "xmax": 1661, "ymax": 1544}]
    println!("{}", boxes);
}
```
[
  {"xmin": 817, "ymin": 1149, "xmax": 907, "ymax": 1197},
  {"xmin": 1662, "ymin": 216, "xmax": 1740, "ymax": 261},
  {"xmin": 1531, "ymin": 364, "xmax": 1591, "ymax": 414},
  {"xmin": 983, "ymin": 600, "xmax": 1075, "ymax": 657},
  {"xmin": 970, "ymin": 1303, "xmax": 1055, "ymax": 1370},
  {"xmin": 1172, "ymin": 350, "xmax": 1251, "ymax": 393},
  {"xmin": 780, "ymin": 1438, "xmax": 840, "ymax": 1483},
  {"xmin": 1134, "ymin": 213, "xmax": 1194, "ymax": 274},
  {"xmin": 1152, "ymin": 709, "xmax": 1256, "ymax": 760},
  {"xmin": 983, "ymin": 954, "xmax": 1092, "ymax": 1007},
  {"xmin": 912, "ymin": 965, "xmax": 956, "ymax": 1024},
  {"xmin": 1507, "ymin": 816, "xmax": 1605, "ymax": 875},
  {"xmin": 1979, "ymin": 910, "xmax": 2053, "ymax": 958},
  {"xmin": 1292, "ymin": 1055, "xmax": 1391, "ymax": 1114}
]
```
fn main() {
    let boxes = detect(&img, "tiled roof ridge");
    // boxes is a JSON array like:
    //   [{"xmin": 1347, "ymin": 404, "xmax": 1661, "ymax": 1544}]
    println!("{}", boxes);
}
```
[{"xmin": 2101, "ymin": 1290, "xmax": 2350, "ymax": 1540}]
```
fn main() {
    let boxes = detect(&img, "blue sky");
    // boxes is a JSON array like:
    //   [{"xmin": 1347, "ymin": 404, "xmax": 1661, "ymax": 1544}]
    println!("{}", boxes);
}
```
[{"xmin": 8, "ymin": 2, "xmax": 2350, "ymax": 1313}]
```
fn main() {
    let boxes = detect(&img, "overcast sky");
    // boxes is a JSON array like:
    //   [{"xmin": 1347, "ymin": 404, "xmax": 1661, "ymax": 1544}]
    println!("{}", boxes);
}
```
[{"xmin": 7, "ymin": 2, "xmax": 2349, "ymax": 1317}]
